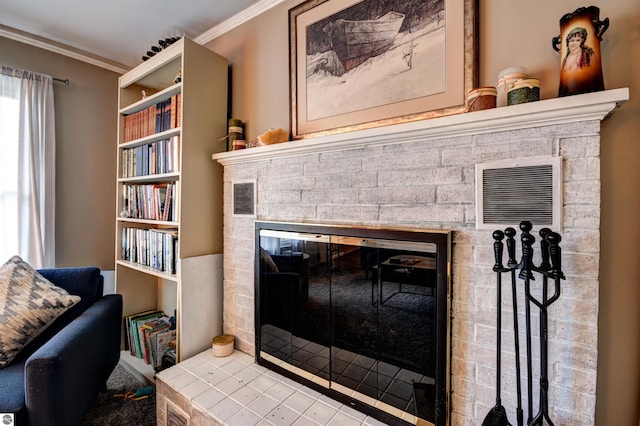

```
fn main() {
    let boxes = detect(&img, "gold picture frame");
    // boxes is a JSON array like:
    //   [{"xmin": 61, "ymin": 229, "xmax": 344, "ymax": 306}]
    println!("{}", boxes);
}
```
[{"xmin": 289, "ymin": 0, "xmax": 478, "ymax": 139}]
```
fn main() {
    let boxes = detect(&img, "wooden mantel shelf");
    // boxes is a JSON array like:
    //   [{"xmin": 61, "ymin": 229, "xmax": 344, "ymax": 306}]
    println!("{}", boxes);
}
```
[{"xmin": 212, "ymin": 88, "xmax": 629, "ymax": 166}]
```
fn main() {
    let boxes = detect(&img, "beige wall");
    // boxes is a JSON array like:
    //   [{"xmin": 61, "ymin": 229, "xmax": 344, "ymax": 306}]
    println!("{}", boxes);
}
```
[
  {"xmin": 207, "ymin": 1, "xmax": 640, "ymax": 424},
  {"xmin": 0, "ymin": 37, "xmax": 118, "ymax": 270}
]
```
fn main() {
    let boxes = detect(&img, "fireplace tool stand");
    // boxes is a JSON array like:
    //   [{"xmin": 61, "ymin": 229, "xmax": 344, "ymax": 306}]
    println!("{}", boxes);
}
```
[{"xmin": 491, "ymin": 221, "xmax": 564, "ymax": 426}]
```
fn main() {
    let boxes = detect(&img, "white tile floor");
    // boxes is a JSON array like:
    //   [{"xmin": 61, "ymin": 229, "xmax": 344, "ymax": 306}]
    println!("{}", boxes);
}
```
[{"xmin": 156, "ymin": 349, "xmax": 389, "ymax": 426}]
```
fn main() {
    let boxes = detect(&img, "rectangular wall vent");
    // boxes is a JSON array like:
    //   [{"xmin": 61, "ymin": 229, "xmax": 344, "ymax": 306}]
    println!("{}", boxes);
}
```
[{"xmin": 475, "ymin": 156, "xmax": 562, "ymax": 230}]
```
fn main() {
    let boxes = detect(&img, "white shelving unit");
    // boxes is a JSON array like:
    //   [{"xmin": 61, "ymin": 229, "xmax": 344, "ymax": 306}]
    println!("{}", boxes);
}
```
[{"xmin": 115, "ymin": 38, "xmax": 227, "ymax": 378}]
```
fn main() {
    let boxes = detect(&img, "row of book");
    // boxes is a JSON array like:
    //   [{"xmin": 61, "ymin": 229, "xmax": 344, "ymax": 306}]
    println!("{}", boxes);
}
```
[
  {"xmin": 124, "ymin": 310, "xmax": 176, "ymax": 369},
  {"xmin": 122, "ymin": 182, "xmax": 177, "ymax": 222},
  {"xmin": 121, "ymin": 227, "xmax": 178, "ymax": 274},
  {"xmin": 121, "ymin": 136, "xmax": 180, "ymax": 178},
  {"xmin": 123, "ymin": 94, "xmax": 181, "ymax": 142}
]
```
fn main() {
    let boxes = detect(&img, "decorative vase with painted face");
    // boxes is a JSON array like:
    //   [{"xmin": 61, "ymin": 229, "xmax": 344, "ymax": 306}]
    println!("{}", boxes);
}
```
[{"xmin": 552, "ymin": 6, "xmax": 609, "ymax": 97}]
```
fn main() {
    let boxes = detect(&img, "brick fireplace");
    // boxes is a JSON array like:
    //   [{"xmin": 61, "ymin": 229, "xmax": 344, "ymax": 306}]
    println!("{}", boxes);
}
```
[{"xmin": 213, "ymin": 88, "xmax": 628, "ymax": 425}]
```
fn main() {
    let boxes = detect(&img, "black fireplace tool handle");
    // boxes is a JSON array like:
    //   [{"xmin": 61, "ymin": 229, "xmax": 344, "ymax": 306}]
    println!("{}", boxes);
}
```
[
  {"xmin": 517, "ymin": 221, "xmax": 535, "ymax": 425},
  {"xmin": 505, "ymin": 227, "xmax": 524, "ymax": 426},
  {"xmin": 482, "ymin": 230, "xmax": 512, "ymax": 426}
]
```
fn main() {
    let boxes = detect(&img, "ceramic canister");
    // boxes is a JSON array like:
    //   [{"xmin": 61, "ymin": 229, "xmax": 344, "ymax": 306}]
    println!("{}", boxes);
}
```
[
  {"xmin": 232, "ymin": 140, "xmax": 247, "ymax": 150},
  {"xmin": 496, "ymin": 66, "xmax": 527, "ymax": 107},
  {"xmin": 212, "ymin": 334, "xmax": 234, "ymax": 357},
  {"xmin": 507, "ymin": 78, "xmax": 540, "ymax": 105},
  {"xmin": 465, "ymin": 87, "xmax": 497, "ymax": 112}
]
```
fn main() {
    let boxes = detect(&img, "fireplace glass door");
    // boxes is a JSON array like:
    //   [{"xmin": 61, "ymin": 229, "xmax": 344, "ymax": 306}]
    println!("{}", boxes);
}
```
[{"xmin": 256, "ymin": 223, "xmax": 450, "ymax": 426}]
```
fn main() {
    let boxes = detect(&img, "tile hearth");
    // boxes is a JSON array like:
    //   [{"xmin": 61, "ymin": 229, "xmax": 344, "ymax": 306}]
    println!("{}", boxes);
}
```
[{"xmin": 156, "ymin": 349, "xmax": 389, "ymax": 426}]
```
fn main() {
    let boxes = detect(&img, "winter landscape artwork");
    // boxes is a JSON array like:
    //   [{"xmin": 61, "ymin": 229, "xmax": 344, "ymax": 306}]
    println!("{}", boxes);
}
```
[{"xmin": 289, "ymin": 0, "xmax": 477, "ymax": 139}]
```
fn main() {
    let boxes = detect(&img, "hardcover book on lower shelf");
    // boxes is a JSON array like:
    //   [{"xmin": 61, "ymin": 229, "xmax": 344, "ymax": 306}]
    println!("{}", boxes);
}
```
[{"xmin": 124, "ymin": 310, "xmax": 176, "ymax": 370}]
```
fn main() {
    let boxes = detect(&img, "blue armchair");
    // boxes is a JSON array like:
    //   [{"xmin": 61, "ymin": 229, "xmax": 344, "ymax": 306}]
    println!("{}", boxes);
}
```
[{"xmin": 0, "ymin": 267, "xmax": 122, "ymax": 426}]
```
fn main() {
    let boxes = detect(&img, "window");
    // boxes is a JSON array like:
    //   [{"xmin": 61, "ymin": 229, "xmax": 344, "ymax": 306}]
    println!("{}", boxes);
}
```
[{"xmin": 0, "ymin": 92, "xmax": 19, "ymax": 260}]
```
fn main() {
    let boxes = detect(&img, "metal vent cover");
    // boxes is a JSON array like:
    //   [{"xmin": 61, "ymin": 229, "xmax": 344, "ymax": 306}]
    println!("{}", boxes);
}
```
[{"xmin": 475, "ymin": 156, "xmax": 562, "ymax": 230}]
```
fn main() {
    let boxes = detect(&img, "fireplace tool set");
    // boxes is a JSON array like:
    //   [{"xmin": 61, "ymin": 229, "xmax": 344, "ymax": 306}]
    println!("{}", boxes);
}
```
[{"xmin": 483, "ymin": 221, "xmax": 565, "ymax": 426}]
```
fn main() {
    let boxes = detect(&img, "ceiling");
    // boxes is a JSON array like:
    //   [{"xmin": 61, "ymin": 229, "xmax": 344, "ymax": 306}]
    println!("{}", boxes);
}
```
[{"xmin": 0, "ymin": 0, "xmax": 281, "ymax": 72}]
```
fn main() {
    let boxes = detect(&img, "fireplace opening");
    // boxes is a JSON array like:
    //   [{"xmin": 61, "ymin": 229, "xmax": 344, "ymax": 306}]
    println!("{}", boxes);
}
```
[{"xmin": 255, "ymin": 222, "xmax": 451, "ymax": 426}]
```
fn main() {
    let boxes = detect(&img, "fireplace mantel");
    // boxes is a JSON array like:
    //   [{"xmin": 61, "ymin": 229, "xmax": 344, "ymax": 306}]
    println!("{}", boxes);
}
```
[{"xmin": 213, "ymin": 88, "xmax": 628, "ymax": 166}]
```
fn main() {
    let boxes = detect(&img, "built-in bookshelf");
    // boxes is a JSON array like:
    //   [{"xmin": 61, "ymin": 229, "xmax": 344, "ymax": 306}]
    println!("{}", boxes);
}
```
[{"xmin": 115, "ymin": 38, "xmax": 227, "ymax": 381}]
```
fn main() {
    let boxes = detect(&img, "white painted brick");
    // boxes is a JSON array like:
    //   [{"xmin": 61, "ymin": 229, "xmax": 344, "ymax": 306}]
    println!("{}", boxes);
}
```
[
  {"xmin": 557, "ymin": 277, "xmax": 598, "ymax": 303},
  {"xmin": 225, "ymin": 164, "xmax": 260, "ymax": 181},
  {"xmin": 319, "ymin": 146, "xmax": 382, "ymax": 161},
  {"xmin": 315, "ymin": 172, "xmax": 377, "ymax": 189},
  {"xmin": 560, "ymin": 135, "xmax": 600, "ymax": 158},
  {"xmin": 259, "ymin": 190, "xmax": 301, "ymax": 204},
  {"xmin": 442, "ymin": 145, "xmax": 481, "ymax": 166},
  {"xmin": 559, "ymin": 229, "xmax": 600, "ymax": 254},
  {"xmin": 553, "ymin": 319, "xmax": 598, "ymax": 347},
  {"xmin": 564, "ymin": 180, "xmax": 600, "ymax": 204},
  {"xmin": 268, "ymin": 176, "xmax": 316, "ymax": 191},
  {"xmin": 436, "ymin": 184, "xmax": 474, "ymax": 204},
  {"xmin": 553, "ymin": 364, "xmax": 597, "ymax": 394},
  {"xmin": 362, "ymin": 150, "xmax": 440, "ymax": 171},
  {"xmin": 378, "ymin": 204, "xmax": 464, "ymax": 224},
  {"xmin": 261, "ymin": 158, "xmax": 307, "ymax": 177},
  {"xmin": 378, "ymin": 166, "xmax": 463, "ymax": 187},
  {"xmin": 301, "ymin": 188, "xmax": 358, "ymax": 204},
  {"xmin": 316, "ymin": 204, "xmax": 379, "ymax": 222},
  {"xmin": 564, "ymin": 252, "xmax": 599, "ymax": 276},
  {"xmin": 303, "ymin": 156, "xmax": 362, "ymax": 175},
  {"xmin": 259, "ymin": 203, "xmax": 317, "ymax": 219},
  {"xmin": 463, "ymin": 205, "xmax": 476, "ymax": 225},
  {"xmin": 358, "ymin": 185, "xmax": 436, "ymax": 204},
  {"xmin": 564, "ymin": 157, "xmax": 600, "ymax": 181},
  {"xmin": 564, "ymin": 205, "xmax": 600, "ymax": 229}
]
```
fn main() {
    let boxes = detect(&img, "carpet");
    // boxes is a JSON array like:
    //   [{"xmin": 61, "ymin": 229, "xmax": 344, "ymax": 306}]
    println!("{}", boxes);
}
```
[{"xmin": 81, "ymin": 364, "xmax": 155, "ymax": 426}]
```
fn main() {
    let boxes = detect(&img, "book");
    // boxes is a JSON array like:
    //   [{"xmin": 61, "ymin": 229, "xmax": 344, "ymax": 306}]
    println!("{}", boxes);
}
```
[
  {"xmin": 141, "ymin": 317, "xmax": 171, "ymax": 364},
  {"xmin": 124, "ymin": 310, "xmax": 162, "ymax": 356},
  {"xmin": 152, "ymin": 328, "xmax": 176, "ymax": 368}
]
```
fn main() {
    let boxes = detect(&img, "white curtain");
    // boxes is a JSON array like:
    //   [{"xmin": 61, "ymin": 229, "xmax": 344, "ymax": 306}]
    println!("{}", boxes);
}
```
[{"xmin": 0, "ymin": 66, "xmax": 56, "ymax": 268}]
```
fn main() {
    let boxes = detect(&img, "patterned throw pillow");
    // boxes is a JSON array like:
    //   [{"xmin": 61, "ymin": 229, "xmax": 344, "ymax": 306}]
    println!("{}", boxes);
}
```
[{"xmin": 0, "ymin": 255, "xmax": 80, "ymax": 368}]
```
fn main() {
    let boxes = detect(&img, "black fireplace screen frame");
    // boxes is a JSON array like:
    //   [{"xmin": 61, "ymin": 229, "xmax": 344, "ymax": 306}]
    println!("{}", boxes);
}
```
[{"xmin": 254, "ymin": 221, "xmax": 451, "ymax": 426}]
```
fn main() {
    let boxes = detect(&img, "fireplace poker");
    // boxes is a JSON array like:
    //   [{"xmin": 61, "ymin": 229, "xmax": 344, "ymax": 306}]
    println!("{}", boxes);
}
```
[
  {"xmin": 482, "ymin": 230, "xmax": 512, "ymax": 426},
  {"xmin": 517, "ymin": 221, "xmax": 536, "ymax": 424},
  {"xmin": 505, "ymin": 227, "xmax": 524, "ymax": 426}
]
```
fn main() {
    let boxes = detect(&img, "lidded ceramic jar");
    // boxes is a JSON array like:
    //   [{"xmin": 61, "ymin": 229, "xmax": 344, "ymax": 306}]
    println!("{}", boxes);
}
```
[
  {"xmin": 212, "ymin": 334, "xmax": 234, "ymax": 357},
  {"xmin": 496, "ymin": 66, "xmax": 527, "ymax": 107},
  {"xmin": 465, "ymin": 87, "xmax": 497, "ymax": 112},
  {"xmin": 507, "ymin": 78, "xmax": 540, "ymax": 105}
]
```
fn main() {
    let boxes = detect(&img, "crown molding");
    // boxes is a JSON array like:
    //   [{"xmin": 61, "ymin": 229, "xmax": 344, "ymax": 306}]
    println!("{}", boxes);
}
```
[
  {"xmin": 194, "ymin": 0, "xmax": 286, "ymax": 44},
  {"xmin": 0, "ymin": 23, "xmax": 130, "ymax": 74},
  {"xmin": 1, "ymin": 1, "xmax": 283, "ymax": 74}
]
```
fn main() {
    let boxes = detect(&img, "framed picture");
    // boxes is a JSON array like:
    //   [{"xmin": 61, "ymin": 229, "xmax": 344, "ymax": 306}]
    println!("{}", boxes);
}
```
[
  {"xmin": 232, "ymin": 180, "xmax": 257, "ymax": 217},
  {"xmin": 289, "ymin": 0, "xmax": 478, "ymax": 139}
]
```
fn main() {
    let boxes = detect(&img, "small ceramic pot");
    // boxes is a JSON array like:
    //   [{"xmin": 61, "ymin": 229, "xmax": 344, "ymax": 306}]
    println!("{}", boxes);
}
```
[
  {"xmin": 212, "ymin": 334, "xmax": 234, "ymax": 357},
  {"xmin": 232, "ymin": 140, "xmax": 246, "ymax": 150},
  {"xmin": 466, "ymin": 87, "xmax": 497, "ymax": 112},
  {"xmin": 496, "ymin": 66, "xmax": 527, "ymax": 107},
  {"xmin": 507, "ymin": 78, "xmax": 540, "ymax": 105}
]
